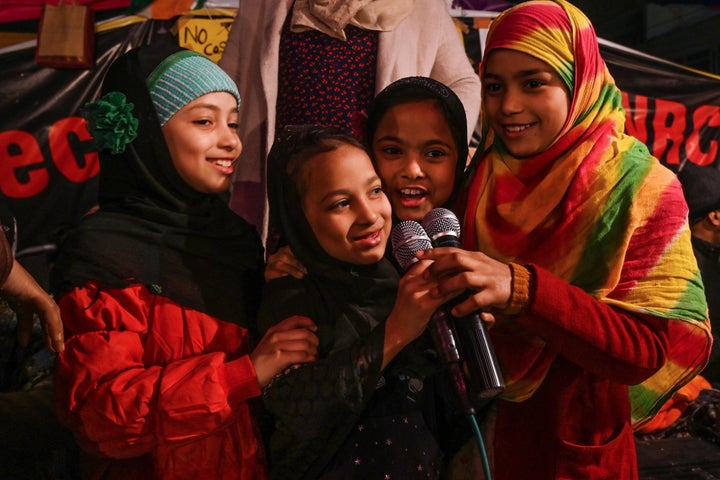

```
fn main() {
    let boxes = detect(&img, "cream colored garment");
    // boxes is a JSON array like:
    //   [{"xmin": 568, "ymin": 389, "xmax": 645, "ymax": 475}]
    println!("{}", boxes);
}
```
[
  {"xmin": 219, "ymin": 0, "xmax": 482, "ymax": 240},
  {"xmin": 291, "ymin": 0, "xmax": 414, "ymax": 41}
]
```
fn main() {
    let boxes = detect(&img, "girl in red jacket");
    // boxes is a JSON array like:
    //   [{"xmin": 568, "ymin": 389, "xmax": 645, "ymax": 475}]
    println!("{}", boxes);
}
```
[
  {"xmin": 51, "ymin": 44, "xmax": 318, "ymax": 480},
  {"xmin": 419, "ymin": 1, "xmax": 712, "ymax": 479}
]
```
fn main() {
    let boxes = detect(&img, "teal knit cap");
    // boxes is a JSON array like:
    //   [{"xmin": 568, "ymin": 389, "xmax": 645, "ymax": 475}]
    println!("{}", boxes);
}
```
[{"xmin": 146, "ymin": 50, "xmax": 241, "ymax": 126}]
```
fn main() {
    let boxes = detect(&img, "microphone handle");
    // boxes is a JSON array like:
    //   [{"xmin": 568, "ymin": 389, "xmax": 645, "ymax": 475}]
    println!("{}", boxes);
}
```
[
  {"xmin": 449, "ymin": 309, "xmax": 505, "ymax": 401},
  {"xmin": 429, "ymin": 232, "xmax": 505, "ymax": 400},
  {"xmin": 428, "ymin": 309, "xmax": 475, "ymax": 415}
]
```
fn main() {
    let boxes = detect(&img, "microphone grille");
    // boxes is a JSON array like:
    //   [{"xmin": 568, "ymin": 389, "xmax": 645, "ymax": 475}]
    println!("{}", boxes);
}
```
[
  {"xmin": 421, "ymin": 208, "xmax": 460, "ymax": 239},
  {"xmin": 391, "ymin": 221, "xmax": 432, "ymax": 271}
]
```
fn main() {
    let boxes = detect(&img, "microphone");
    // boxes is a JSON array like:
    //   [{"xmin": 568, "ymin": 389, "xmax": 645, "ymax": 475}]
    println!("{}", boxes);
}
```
[
  {"xmin": 391, "ymin": 220, "xmax": 433, "ymax": 271},
  {"xmin": 421, "ymin": 208, "xmax": 505, "ymax": 402},
  {"xmin": 391, "ymin": 221, "xmax": 475, "ymax": 414}
]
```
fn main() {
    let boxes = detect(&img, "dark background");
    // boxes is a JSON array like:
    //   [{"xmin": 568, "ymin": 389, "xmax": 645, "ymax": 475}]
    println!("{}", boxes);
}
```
[{"xmin": 565, "ymin": 1, "xmax": 720, "ymax": 75}]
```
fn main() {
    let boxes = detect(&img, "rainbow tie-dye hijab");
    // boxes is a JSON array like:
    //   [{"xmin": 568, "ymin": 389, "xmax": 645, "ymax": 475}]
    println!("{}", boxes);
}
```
[{"xmin": 463, "ymin": 0, "xmax": 711, "ymax": 427}]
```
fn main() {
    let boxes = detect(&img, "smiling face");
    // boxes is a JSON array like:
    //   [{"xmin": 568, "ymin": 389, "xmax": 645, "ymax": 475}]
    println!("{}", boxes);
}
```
[
  {"xmin": 371, "ymin": 99, "xmax": 458, "ymax": 222},
  {"xmin": 301, "ymin": 143, "xmax": 392, "ymax": 265},
  {"xmin": 161, "ymin": 91, "xmax": 241, "ymax": 194},
  {"xmin": 482, "ymin": 49, "xmax": 570, "ymax": 158}
]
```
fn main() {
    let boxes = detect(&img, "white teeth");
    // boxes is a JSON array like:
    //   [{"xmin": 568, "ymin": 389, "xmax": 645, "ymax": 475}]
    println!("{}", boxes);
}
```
[
  {"xmin": 505, "ymin": 124, "xmax": 532, "ymax": 133},
  {"xmin": 400, "ymin": 188, "xmax": 425, "ymax": 196},
  {"xmin": 213, "ymin": 159, "xmax": 232, "ymax": 167}
]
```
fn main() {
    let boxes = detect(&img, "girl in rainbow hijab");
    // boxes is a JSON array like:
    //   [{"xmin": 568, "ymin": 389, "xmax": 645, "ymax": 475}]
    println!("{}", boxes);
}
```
[{"xmin": 419, "ymin": 1, "xmax": 711, "ymax": 478}]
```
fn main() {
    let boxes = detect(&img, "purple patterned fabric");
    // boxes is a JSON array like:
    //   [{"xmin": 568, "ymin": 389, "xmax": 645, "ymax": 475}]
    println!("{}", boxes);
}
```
[{"xmin": 276, "ymin": 15, "xmax": 378, "ymax": 142}]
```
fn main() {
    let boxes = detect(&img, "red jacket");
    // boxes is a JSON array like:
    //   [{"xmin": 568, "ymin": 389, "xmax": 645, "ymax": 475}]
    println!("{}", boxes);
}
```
[
  {"xmin": 55, "ymin": 282, "xmax": 267, "ymax": 480},
  {"xmin": 491, "ymin": 266, "xmax": 669, "ymax": 480}
]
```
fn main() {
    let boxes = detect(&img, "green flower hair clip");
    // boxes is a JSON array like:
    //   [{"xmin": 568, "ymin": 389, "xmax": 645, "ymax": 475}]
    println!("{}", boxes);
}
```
[{"xmin": 81, "ymin": 92, "xmax": 139, "ymax": 154}]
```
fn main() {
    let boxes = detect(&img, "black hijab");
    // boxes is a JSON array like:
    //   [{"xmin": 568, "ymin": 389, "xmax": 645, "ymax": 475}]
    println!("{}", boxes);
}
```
[
  {"xmin": 365, "ymin": 76, "xmax": 469, "ymax": 212},
  {"xmin": 261, "ymin": 125, "xmax": 399, "ymax": 354},
  {"xmin": 51, "ymin": 43, "xmax": 264, "ymax": 327},
  {"xmin": 260, "ymin": 126, "xmax": 466, "ymax": 480}
]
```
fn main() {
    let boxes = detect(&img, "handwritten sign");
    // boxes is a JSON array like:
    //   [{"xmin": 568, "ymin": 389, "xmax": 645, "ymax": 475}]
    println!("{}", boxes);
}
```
[{"xmin": 177, "ymin": 16, "xmax": 234, "ymax": 63}]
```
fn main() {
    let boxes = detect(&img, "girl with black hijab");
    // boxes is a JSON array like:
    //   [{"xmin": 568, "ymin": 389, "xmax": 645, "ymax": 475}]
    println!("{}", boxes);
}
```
[
  {"xmin": 51, "ymin": 44, "xmax": 318, "ymax": 479},
  {"xmin": 366, "ymin": 75, "xmax": 469, "ymax": 223},
  {"xmin": 259, "ymin": 124, "xmax": 468, "ymax": 480}
]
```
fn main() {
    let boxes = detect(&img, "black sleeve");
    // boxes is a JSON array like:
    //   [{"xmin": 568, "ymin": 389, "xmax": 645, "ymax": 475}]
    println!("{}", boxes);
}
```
[{"xmin": 259, "ymin": 277, "xmax": 386, "ymax": 480}]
